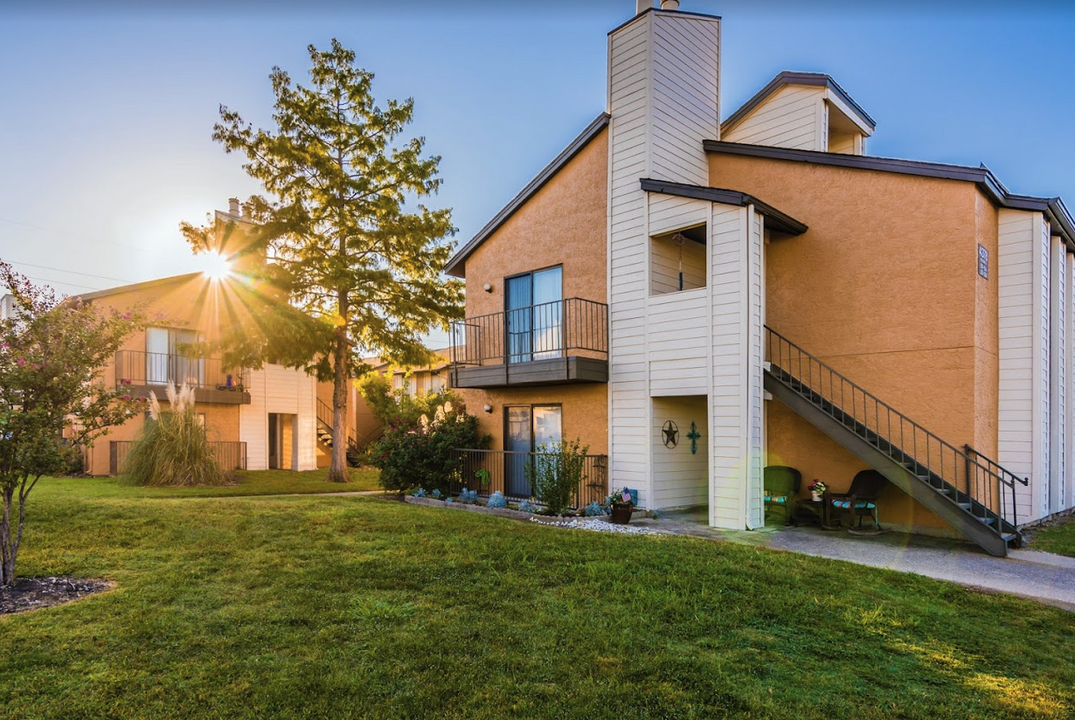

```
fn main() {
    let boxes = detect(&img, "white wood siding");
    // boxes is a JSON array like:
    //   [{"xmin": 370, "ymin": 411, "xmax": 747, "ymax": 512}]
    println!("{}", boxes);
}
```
[
  {"xmin": 651, "ymin": 396, "xmax": 709, "ymax": 508},
  {"xmin": 1038, "ymin": 219, "xmax": 1051, "ymax": 519},
  {"xmin": 997, "ymin": 209, "xmax": 1049, "ymax": 524},
  {"xmin": 607, "ymin": 9, "xmax": 720, "ymax": 511},
  {"xmin": 722, "ymin": 85, "xmax": 824, "ymax": 151},
  {"xmin": 650, "ymin": 13, "xmax": 720, "ymax": 185},
  {"xmin": 1067, "ymin": 252, "xmax": 1075, "ymax": 512},
  {"xmin": 746, "ymin": 210, "xmax": 765, "ymax": 527},
  {"xmin": 240, "ymin": 364, "xmax": 318, "ymax": 472},
  {"xmin": 1050, "ymin": 235, "xmax": 1066, "ymax": 514}
]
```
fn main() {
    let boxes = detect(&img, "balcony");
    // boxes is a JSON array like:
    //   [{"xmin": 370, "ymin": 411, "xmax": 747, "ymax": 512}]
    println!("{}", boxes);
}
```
[
  {"xmin": 114, "ymin": 350, "xmax": 251, "ymax": 405},
  {"xmin": 449, "ymin": 298, "xmax": 608, "ymax": 389}
]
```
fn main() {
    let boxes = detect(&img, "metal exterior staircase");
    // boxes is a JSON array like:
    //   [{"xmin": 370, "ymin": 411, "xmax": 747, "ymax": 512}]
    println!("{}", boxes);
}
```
[
  {"xmin": 316, "ymin": 398, "xmax": 381, "ymax": 467},
  {"xmin": 765, "ymin": 327, "xmax": 1027, "ymax": 557}
]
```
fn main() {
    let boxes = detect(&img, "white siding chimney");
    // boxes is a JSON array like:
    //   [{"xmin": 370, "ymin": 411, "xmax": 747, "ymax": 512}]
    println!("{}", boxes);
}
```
[{"xmin": 606, "ymin": 9, "xmax": 721, "ymax": 509}]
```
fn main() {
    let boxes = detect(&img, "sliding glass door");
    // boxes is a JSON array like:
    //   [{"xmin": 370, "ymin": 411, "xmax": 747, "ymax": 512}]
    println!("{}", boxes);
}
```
[{"xmin": 505, "ymin": 267, "xmax": 562, "ymax": 363}]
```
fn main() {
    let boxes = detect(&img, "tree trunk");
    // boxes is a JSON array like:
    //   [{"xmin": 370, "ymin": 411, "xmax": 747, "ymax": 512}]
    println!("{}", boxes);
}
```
[
  {"xmin": 1, "ymin": 484, "xmax": 16, "ymax": 586},
  {"xmin": 327, "ymin": 295, "xmax": 351, "ymax": 483}
]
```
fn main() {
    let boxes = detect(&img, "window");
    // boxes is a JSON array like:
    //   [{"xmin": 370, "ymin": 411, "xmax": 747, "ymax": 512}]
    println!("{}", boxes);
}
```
[
  {"xmin": 145, "ymin": 327, "xmax": 203, "ymax": 386},
  {"xmin": 650, "ymin": 225, "xmax": 706, "ymax": 295},
  {"xmin": 506, "ymin": 266, "xmax": 563, "ymax": 363}
]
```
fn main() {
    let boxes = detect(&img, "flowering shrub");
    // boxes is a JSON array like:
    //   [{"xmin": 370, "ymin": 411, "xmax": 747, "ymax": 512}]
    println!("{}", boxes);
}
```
[
  {"xmin": 370, "ymin": 395, "xmax": 489, "ymax": 494},
  {"xmin": 486, "ymin": 491, "xmax": 507, "ymax": 509}
]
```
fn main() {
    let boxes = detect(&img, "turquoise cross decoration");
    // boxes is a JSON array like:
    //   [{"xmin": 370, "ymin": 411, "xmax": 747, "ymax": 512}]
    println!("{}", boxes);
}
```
[{"xmin": 687, "ymin": 422, "xmax": 701, "ymax": 455}]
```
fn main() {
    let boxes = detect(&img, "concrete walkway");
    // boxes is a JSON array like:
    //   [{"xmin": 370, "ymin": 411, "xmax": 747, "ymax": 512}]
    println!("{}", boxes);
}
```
[{"xmin": 631, "ymin": 510, "xmax": 1075, "ymax": 612}]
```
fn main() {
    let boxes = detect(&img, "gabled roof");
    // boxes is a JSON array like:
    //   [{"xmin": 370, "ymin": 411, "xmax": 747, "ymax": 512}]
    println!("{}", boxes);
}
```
[
  {"xmin": 640, "ymin": 178, "xmax": 808, "ymax": 235},
  {"xmin": 444, "ymin": 113, "xmax": 610, "ymax": 278},
  {"xmin": 74, "ymin": 272, "xmax": 202, "ymax": 302},
  {"xmin": 704, "ymin": 140, "xmax": 1075, "ymax": 248},
  {"xmin": 722, "ymin": 71, "xmax": 876, "ymax": 136}
]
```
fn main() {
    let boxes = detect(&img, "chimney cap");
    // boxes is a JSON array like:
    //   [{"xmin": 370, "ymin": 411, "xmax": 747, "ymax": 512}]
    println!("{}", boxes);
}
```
[{"xmin": 660, "ymin": 0, "xmax": 680, "ymax": 9}]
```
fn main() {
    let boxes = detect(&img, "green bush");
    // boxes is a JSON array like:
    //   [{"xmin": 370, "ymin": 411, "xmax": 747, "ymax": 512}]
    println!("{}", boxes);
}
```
[
  {"xmin": 369, "ymin": 397, "xmax": 488, "ymax": 494},
  {"xmin": 526, "ymin": 438, "xmax": 589, "ymax": 515},
  {"xmin": 122, "ymin": 383, "xmax": 226, "ymax": 487}
]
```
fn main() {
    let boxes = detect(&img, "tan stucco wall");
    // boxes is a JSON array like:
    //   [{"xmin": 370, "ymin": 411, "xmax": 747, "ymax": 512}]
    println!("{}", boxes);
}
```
[
  {"xmin": 461, "ymin": 128, "xmax": 608, "ymax": 314},
  {"xmin": 453, "ymin": 127, "xmax": 609, "ymax": 456},
  {"xmin": 457, "ymin": 384, "xmax": 608, "ymax": 456},
  {"xmin": 708, "ymin": 154, "xmax": 999, "ymax": 533}
]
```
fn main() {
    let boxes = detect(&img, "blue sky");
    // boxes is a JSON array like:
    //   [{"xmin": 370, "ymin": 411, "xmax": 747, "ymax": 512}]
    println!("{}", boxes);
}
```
[{"xmin": 1, "ymin": 0, "xmax": 1073, "ymax": 296}]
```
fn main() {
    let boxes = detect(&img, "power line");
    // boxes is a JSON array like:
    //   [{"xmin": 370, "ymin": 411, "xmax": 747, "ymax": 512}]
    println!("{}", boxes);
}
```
[{"xmin": 2, "ymin": 258, "xmax": 135, "ymax": 285}]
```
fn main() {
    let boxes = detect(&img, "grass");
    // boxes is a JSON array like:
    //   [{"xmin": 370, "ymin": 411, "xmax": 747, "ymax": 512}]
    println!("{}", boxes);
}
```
[
  {"xmin": 38, "ymin": 467, "xmax": 383, "ymax": 502},
  {"xmin": 1028, "ymin": 515, "xmax": 1075, "ymax": 558},
  {"xmin": 1, "ymin": 486, "xmax": 1073, "ymax": 719}
]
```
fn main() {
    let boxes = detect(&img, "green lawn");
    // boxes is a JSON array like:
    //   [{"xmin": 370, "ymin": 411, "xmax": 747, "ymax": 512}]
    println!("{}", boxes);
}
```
[
  {"xmin": 1, "ymin": 485, "xmax": 1073, "ymax": 719},
  {"xmin": 1029, "ymin": 516, "xmax": 1075, "ymax": 558},
  {"xmin": 35, "ymin": 467, "xmax": 382, "ymax": 502}
]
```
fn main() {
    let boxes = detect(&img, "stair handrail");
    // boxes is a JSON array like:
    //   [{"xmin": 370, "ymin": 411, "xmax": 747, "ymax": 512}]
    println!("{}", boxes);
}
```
[
  {"xmin": 765, "ymin": 326, "xmax": 1019, "ymax": 532},
  {"xmin": 963, "ymin": 444, "xmax": 1029, "ymax": 488}
]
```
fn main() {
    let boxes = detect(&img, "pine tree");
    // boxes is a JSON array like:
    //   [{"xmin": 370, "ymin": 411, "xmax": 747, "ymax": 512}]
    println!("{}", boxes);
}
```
[{"xmin": 183, "ymin": 40, "xmax": 462, "ymax": 482}]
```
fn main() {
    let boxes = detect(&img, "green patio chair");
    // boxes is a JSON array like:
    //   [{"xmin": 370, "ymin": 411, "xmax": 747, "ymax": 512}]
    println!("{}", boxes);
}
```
[{"xmin": 763, "ymin": 465, "xmax": 801, "ymax": 525}]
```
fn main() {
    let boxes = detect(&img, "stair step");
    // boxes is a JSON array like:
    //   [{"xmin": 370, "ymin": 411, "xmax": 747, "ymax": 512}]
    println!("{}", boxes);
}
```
[
  {"xmin": 1002, "ymin": 533, "xmax": 1020, "ymax": 544},
  {"xmin": 957, "ymin": 502, "xmax": 972, "ymax": 511},
  {"xmin": 977, "ymin": 516, "xmax": 997, "ymax": 526}
]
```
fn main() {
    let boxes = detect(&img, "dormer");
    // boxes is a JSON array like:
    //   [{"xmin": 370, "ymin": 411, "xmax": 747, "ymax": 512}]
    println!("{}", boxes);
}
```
[{"xmin": 721, "ymin": 71, "xmax": 875, "ymax": 155}]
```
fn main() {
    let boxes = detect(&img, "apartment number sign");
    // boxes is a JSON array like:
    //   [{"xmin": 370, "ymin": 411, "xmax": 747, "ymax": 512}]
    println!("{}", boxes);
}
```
[
  {"xmin": 662, "ymin": 420, "xmax": 679, "ymax": 448},
  {"xmin": 978, "ymin": 244, "xmax": 989, "ymax": 279}
]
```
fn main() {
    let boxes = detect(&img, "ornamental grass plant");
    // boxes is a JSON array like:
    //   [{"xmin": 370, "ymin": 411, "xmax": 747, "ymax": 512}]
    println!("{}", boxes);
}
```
[{"xmin": 121, "ymin": 382, "xmax": 226, "ymax": 487}]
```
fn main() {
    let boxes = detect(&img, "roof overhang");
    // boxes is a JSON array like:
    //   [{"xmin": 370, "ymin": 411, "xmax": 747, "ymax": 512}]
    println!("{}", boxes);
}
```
[
  {"xmin": 74, "ymin": 272, "xmax": 203, "ymax": 302},
  {"xmin": 444, "ymin": 113, "xmax": 611, "ymax": 279},
  {"xmin": 722, "ymin": 71, "xmax": 876, "ymax": 138},
  {"xmin": 640, "ymin": 178, "xmax": 808, "ymax": 236},
  {"xmin": 704, "ymin": 140, "xmax": 1075, "ymax": 250}
]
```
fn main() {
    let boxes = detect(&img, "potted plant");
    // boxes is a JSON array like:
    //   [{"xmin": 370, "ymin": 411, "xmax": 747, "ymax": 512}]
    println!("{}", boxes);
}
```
[
  {"xmin": 607, "ymin": 487, "xmax": 636, "ymax": 524},
  {"xmin": 808, "ymin": 479, "xmax": 827, "ymax": 502}
]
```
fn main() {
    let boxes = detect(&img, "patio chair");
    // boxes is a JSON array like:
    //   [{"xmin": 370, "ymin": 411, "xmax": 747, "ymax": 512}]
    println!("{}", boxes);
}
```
[
  {"xmin": 827, "ymin": 470, "xmax": 887, "ymax": 534},
  {"xmin": 763, "ymin": 465, "xmax": 801, "ymax": 525}
]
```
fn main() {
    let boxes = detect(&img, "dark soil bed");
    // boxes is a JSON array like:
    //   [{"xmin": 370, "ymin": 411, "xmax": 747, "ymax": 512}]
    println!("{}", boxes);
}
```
[{"xmin": 0, "ymin": 576, "xmax": 112, "ymax": 615}]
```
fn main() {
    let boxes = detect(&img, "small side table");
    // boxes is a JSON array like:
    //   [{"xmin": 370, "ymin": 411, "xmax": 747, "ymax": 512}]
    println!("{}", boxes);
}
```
[
  {"xmin": 793, "ymin": 499, "xmax": 824, "ymax": 527},
  {"xmin": 793, "ymin": 497, "xmax": 837, "ymax": 529}
]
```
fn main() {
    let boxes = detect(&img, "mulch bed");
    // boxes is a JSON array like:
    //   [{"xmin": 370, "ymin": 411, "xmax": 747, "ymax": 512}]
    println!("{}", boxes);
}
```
[{"xmin": 0, "ymin": 576, "xmax": 112, "ymax": 615}]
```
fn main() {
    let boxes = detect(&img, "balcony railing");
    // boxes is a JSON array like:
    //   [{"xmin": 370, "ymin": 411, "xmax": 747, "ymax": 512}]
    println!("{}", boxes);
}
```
[
  {"xmin": 450, "ymin": 448, "xmax": 609, "ymax": 508},
  {"xmin": 449, "ymin": 297, "xmax": 608, "ymax": 367},
  {"xmin": 110, "ymin": 440, "xmax": 247, "ymax": 475},
  {"xmin": 115, "ymin": 350, "xmax": 241, "ymax": 390}
]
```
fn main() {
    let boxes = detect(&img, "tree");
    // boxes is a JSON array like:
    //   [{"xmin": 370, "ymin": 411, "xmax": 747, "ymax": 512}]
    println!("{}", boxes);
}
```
[
  {"xmin": 182, "ymin": 40, "xmax": 463, "ymax": 483},
  {"xmin": 0, "ymin": 262, "xmax": 147, "ymax": 585}
]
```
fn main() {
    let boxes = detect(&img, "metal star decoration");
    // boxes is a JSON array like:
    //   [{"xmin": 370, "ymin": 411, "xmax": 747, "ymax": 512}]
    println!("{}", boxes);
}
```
[{"xmin": 662, "ymin": 420, "xmax": 679, "ymax": 448}]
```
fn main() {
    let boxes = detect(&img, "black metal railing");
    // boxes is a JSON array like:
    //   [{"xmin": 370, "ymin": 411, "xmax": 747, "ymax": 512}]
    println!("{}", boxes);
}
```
[
  {"xmin": 316, "ymin": 398, "xmax": 384, "ymax": 454},
  {"xmin": 110, "ymin": 440, "xmax": 247, "ymax": 475},
  {"xmin": 765, "ymin": 326, "xmax": 1026, "ymax": 535},
  {"xmin": 449, "ymin": 448, "xmax": 609, "ymax": 508},
  {"xmin": 449, "ymin": 298, "xmax": 608, "ymax": 367},
  {"xmin": 115, "ymin": 350, "xmax": 241, "ymax": 390}
]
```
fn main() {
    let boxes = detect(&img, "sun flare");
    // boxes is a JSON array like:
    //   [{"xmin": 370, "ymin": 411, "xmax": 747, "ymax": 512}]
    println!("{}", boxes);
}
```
[{"xmin": 199, "ymin": 252, "xmax": 233, "ymax": 281}]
